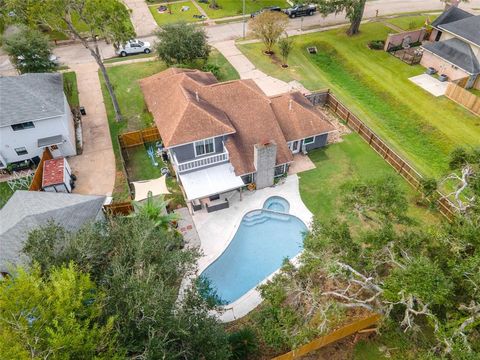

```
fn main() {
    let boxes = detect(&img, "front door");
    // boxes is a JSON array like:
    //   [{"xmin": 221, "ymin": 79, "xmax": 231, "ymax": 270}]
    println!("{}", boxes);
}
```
[{"xmin": 289, "ymin": 140, "xmax": 300, "ymax": 154}]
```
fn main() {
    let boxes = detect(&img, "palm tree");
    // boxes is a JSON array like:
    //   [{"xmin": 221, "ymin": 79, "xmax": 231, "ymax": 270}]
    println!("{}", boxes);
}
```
[{"xmin": 131, "ymin": 192, "xmax": 179, "ymax": 230}]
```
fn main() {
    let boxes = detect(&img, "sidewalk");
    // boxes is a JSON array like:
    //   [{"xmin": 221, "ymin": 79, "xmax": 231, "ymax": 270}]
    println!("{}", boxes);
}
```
[
  {"xmin": 123, "ymin": 0, "xmax": 158, "ymax": 37},
  {"xmin": 67, "ymin": 63, "xmax": 116, "ymax": 196},
  {"xmin": 213, "ymin": 40, "xmax": 307, "ymax": 97}
]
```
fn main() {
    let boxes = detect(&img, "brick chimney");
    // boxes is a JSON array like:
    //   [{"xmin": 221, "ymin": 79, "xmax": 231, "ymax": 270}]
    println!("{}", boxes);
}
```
[{"xmin": 254, "ymin": 141, "xmax": 277, "ymax": 189}]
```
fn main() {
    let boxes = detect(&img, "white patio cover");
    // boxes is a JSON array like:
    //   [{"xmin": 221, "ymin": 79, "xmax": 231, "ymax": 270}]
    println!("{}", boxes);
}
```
[
  {"xmin": 179, "ymin": 164, "xmax": 244, "ymax": 201},
  {"xmin": 132, "ymin": 176, "xmax": 170, "ymax": 201}
]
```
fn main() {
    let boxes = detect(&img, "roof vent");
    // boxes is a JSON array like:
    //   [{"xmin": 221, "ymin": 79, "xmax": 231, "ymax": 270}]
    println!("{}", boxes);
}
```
[
  {"xmin": 288, "ymin": 98, "xmax": 293, "ymax": 111},
  {"xmin": 195, "ymin": 90, "xmax": 199, "ymax": 102}
]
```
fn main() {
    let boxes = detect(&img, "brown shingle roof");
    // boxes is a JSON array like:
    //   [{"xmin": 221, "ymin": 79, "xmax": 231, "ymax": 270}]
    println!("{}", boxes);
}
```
[
  {"xmin": 140, "ymin": 69, "xmax": 235, "ymax": 147},
  {"xmin": 142, "ymin": 69, "xmax": 344, "ymax": 175},
  {"xmin": 198, "ymin": 80, "xmax": 293, "ymax": 175},
  {"xmin": 270, "ymin": 92, "xmax": 336, "ymax": 141}
]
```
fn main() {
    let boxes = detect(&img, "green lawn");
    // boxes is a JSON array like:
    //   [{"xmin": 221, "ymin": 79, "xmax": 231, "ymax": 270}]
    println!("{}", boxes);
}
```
[
  {"xmin": 149, "ymin": 1, "xmax": 203, "ymax": 25},
  {"xmin": 0, "ymin": 182, "xmax": 15, "ymax": 209},
  {"xmin": 198, "ymin": 0, "xmax": 290, "ymax": 19},
  {"xmin": 385, "ymin": 15, "xmax": 432, "ymax": 30},
  {"xmin": 0, "ymin": 179, "xmax": 30, "ymax": 209},
  {"xmin": 238, "ymin": 21, "xmax": 480, "ymax": 178},
  {"xmin": 99, "ymin": 51, "xmax": 239, "ymax": 201},
  {"xmin": 300, "ymin": 134, "xmax": 436, "ymax": 225},
  {"xmin": 62, "ymin": 71, "xmax": 79, "ymax": 108}
]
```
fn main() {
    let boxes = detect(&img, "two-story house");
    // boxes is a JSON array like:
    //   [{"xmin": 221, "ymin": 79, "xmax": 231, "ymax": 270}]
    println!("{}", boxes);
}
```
[
  {"xmin": 0, "ymin": 73, "xmax": 77, "ymax": 169},
  {"xmin": 140, "ymin": 68, "xmax": 336, "ymax": 211},
  {"xmin": 421, "ymin": 6, "xmax": 480, "ymax": 89}
]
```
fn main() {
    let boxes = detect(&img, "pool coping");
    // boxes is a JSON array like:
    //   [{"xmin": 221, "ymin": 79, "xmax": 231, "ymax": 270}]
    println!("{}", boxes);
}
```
[{"xmin": 192, "ymin": 175, "xmax": 313, "ymax": 322}]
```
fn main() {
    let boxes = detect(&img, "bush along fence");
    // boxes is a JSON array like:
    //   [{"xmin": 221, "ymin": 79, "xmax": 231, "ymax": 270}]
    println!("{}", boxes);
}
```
[
  {"xmin": 272, "ymin": 314, "xmax": 381, "ymax": 360},
  {"xmin": 445, "ymin": 82, "xmax": 480, "ymax": 117},
  {"xmin": 307, "ymin": 90, "xmax": 457, "ymax": 221}
]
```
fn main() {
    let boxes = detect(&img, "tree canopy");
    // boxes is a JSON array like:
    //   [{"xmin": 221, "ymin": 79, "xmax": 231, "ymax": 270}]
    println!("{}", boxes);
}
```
[
  {"xmin": 249, "ymin": 11, "xmax": 289, "ymax": 54},
  {"xmin": 3, "ymin": 25, "xmax": 57, "ymax": 74},
  {"xmin": 155, "ymin": 22, "xmax": 210, "ymax": 66},
  {"xmin": 4, "ymin": 0, "xmax": 135, "ymax": 121},
  {"xmin": 24, "ymin": 214, "xmax": 231, "ymax": 359},
  {"xmin": 312, "ymin": 0, "xmax": 367, "ymax": 36},
  {"xmin": 0, "ymin": 263, "xmax": 120, "ymax": 359}
]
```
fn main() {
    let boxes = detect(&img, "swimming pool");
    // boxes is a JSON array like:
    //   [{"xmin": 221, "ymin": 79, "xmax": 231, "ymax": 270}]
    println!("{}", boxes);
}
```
[{"xmin": 200, "ymin": 196, "xmax": 307, "ymax": 304}]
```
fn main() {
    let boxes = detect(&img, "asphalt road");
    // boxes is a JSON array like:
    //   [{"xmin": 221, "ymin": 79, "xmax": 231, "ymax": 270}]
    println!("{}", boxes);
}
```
[{"xmin": 1, "ymin": 0, "xmax": 479, "ymax": 72}]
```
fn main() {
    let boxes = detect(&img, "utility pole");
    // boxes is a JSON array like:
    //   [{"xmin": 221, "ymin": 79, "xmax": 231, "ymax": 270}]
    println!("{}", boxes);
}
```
[{"xmin": 243, "ymin": 0, "xmax": 246, "ymax": 39}]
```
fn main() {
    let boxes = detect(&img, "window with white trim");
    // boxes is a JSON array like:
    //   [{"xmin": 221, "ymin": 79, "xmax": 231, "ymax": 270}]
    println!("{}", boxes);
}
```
[
  {"xmin": 15, "ymin": 147, "xmax": 28, "ymax": 156},
  {"xmin": 303, "ymin": 136, "xmax": 315, "ymax": 145},
  {"xmin": 194, "ymin": 138, "xmax": 215, "ymax": 157}
]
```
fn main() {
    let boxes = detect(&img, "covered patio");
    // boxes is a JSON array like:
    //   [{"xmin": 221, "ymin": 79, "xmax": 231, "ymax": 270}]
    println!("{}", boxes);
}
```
[{"xmin": 179, "ymin": 163, "xmax": 245, "ymax": 213}]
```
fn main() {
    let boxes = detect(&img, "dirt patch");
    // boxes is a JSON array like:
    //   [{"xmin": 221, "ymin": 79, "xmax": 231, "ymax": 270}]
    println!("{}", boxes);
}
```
[{"xmin": 314, "ymin": 105, "xmax": 351, "ymax": 144}]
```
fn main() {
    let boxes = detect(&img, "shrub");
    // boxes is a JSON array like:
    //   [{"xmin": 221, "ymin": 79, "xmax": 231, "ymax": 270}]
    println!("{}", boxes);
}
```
[
  {"xmin": 202, "ymin": 63, "xmax": 221, "ymax": 79},
  {"xmin": 368, "ymin": 40, "xmax": 385, "ymax": 50},
  {"xmin": 228, "ymin": 327, "xmax": 259, "ymax": 360}
]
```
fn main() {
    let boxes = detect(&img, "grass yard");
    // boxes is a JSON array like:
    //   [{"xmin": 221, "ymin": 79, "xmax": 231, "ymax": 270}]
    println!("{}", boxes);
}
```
[
  {"xmin": 149, "ymin": 1, "xmax": 203, "ymax": 25},
  {"xmin": 100, "ymin": 51, "xmax": 239, "ymax": 201},
  {"xmin": 299, "ymin": 134, "xmax": 436, "ymax": 225},
  {"xmin": 62, "ymin": 71, "xmax": 79, "ymax": 108},
  {"xmin": 0, "ymin": 182, "xmax": 15, "ymax": 209},
  {"xmin": 198, "ymin": 0, "xmax": 290, "ymax": 19},
  {"xmin": 238, "ymin": 20, "xmax": 480, "ymax": 178},
  {"xmin": 385, "ymin": 14, "xmax": 432, "ymax": 30},
  {"xmin": 0, "ymin": 179, "xmax": 31, "ymax": 209}
]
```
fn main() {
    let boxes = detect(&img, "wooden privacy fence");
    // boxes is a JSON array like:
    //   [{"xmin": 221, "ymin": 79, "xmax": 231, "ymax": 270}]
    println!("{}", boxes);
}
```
[
  {"xmin": 445, "ymin": 82, "xmax": 480, "ymax": 116},
  {"xmin": 272, "ymin": 314, "xmax": 381, "ymax": 360},
  {"xmin": 324, "ymin": 92, "xmax": 456, "ymax": 221},
  {"xmin": 118, "ymin": 127, "xmax": 161, "ymax": 149},
  {"xmin": 29, "ymin": 148, "xmax": 53, "ymax": 191},
  {"xmin": 103, "ymin": 201, "xmax": 134, "ymax": 216}
]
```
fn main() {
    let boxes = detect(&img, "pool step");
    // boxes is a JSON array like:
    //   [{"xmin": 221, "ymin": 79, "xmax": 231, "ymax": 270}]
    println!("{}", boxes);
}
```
[{"xmin": 243, "ymin": 210, "xmax": 290, "ymax": 227}]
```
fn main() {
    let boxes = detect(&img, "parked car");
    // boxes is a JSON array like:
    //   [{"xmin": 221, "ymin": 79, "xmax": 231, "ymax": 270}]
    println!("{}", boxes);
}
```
[
  {"xmin": 250, "ymin": 6, "xmax": 283, "ymax": 18},
  {"xmin": 116, "ymin": 39, "xmax": 152, "ymax": 57},
  {"xmin": 17, "ymin": 54, "xmax": 59, "ymax": 66},
  {"xmin": 284, "ymin": 4, "xmax": 316, "ymax": 18}
]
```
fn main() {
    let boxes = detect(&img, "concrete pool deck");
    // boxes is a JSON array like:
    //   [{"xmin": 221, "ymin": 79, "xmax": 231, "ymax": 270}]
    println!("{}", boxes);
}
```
[{"xmin": 192, "ymin": 174, "xmax": 313, "ymax": 322}]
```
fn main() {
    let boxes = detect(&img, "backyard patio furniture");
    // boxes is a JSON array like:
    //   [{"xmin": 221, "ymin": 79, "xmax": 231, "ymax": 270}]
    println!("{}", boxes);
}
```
[
  {"xmin": 206, "ymin": 198, "xmax": 229, "ymax": 213},
  {"xmin": 438, "ymin": 74, "xmax": 448, "ymax": 82}
]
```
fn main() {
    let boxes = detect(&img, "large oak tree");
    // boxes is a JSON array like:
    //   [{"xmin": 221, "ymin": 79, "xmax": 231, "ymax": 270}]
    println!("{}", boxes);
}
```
[
  {"xmin": 4, "ymin": 0, "xmax": 135, "ymax": 121},
  {"xmin": 313, "ymin": 0, "xmax": 366, "ymax": 36}
]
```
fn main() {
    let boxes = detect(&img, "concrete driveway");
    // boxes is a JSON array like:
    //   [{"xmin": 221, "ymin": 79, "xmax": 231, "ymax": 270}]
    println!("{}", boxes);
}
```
[
  {"xmin": 122, "ymin": 0, "xmax": 158, "ymax": 37},
  {"xmin": 214, "ymin": 40, "xmax": 307, "ymax": 96},
  {"xmin": 68, "ymin": 63, "xmax": 116, "ymax": 196}
]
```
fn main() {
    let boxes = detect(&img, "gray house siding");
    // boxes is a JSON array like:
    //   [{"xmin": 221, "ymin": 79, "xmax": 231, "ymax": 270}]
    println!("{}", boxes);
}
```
[
  {"xmin": 304, "ymin": 133, "xmax": 328, "ymax": 151},
  {"xmin": 170, "ymin": 136, "xmax": 225, "ymax": 163}
]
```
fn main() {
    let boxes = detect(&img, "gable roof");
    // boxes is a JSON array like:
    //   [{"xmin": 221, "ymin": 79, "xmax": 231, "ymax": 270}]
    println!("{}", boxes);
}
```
[
  {"xmin": 270, "ymin": 92, "xmax": 336, "ymax": 142},
  {"xmin": 431, "ymin": 6, "xmax": 473, "ymax": 28},
  {"xmin": 0, "ymin": 73, "xmax": 66, "ymax": 127},
  {"xmin": 439, "ymin": 15, "xmax": 480, "ymax": 47},
  {"xmin": 0, "ymin": 191, "xmax": 106, "ymax": 273},
  {"xmin": 423, "ymin": 38, "xmax": 480, "ymax": 74},
  {"xmin": 141, "ymin": 69, "xmax": 339, "ymax": 176},
  {"xmin": 140, "ymin": 69, "xmax": 235, "ymax": 147},
  {"xmin": 199, "ymin": 79, "xmax": 293, "ymax": 175}
]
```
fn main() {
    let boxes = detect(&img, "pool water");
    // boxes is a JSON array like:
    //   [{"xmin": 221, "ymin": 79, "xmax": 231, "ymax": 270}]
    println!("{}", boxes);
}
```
[{"xmin": 200, "ymin": 196, "xmax": 306, "ymax": 304}]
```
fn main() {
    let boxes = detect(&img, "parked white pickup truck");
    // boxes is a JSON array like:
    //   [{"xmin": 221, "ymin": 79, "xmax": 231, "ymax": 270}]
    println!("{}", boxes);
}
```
[{"xmin": 116, "ymin": 39, "xmax": 152, "ymax": 57}]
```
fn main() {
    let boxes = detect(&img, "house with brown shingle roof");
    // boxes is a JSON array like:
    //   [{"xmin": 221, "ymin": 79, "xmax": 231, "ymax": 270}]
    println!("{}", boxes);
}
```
[{"xmin": 140, "ymin": 68, "xmax": 336, "ymax": 211}]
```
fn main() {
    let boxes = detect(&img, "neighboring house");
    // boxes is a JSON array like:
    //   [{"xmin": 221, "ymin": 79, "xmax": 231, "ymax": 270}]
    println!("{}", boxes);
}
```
[
  {"xmin": 0, "ymin": 191, "xmax": 106, "ymax": 275},
  {"xmin": 421, "ymin": 6, "xmax": 480, "ymax": 88},
  {"xmin": 140, "ymin": 68, "xmax": 336, "ymax": 211},
  {"xmin": 0, "ymin": 73, "xmax": 77, "ymax": 169}
]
